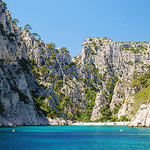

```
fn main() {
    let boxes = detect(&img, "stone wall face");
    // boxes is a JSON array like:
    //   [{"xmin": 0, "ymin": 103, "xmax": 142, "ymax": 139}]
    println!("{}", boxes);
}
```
[{"xmin": 0, "ymin": 0, "xmax": 150, "ymax": 126}]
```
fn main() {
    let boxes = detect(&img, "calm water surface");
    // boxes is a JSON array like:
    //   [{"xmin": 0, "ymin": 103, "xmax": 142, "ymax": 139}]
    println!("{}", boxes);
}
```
[{"xmin": 0, "ymin": 125, "xmax": 150, "ymax": 150}]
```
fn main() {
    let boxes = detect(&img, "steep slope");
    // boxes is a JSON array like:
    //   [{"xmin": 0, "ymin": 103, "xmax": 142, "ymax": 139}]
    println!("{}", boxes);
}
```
[
  {"xmin": 0, "ymin": 0, "xmax": 150, "ymax": 126},
  {"xmin": 0, "ymin": 0, "xmax": 67, "ymax": 126},
  {"xmin": 78, "ymin": 38, "xmax": 150, "ymax": 122}
]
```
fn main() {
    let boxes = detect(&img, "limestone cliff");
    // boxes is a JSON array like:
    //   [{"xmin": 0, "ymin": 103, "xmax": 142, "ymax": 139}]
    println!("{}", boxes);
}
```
[
  {"xmin": 0, "ymin": 0, "xmax": 150, "ymax": 126},
  {"xmin": 129, "ymin": 103, "xmax": 150, "ymax": 127},
  {"xmin": 0, "ymin": 0, "xmax": 67, "ymax": 126}
]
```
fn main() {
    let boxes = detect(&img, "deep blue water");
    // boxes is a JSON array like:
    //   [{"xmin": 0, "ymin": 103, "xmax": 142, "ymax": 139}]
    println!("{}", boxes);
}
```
[{"xmin": 0, "ymin": 125, "xmax": 150, "ymax": 150}]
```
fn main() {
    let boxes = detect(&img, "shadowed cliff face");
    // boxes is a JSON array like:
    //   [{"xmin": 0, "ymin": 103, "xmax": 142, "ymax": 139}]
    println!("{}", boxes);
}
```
[
  {"xmin": 0, "ymin": 0, "xmax": 67, "ymax": 126},
  {"xmin": 0, "ymin": 0, "xmax": 150, "ymax": 126}
]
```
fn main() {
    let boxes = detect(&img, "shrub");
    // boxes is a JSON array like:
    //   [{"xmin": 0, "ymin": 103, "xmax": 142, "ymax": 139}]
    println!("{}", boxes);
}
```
[
  {"xmin": 67, "ymin": 112, "xmax": 73, "ymax": 120},
  {"xmin": 117, "ymin": 115, "xmax": 129, "ymax": 121},
  {"xmin": 85, "ymin": 87, "xmax": 97, "ymax": 110},
  {"xmin": 48, "ymin": 42, "xmax": 56, "ymax": 50},
  {"xmin": 126, "ymin": 61, "xmax": 133, "ymax": 65},
  {"xmin": 30, "ymin": 57, "xmax": 37, "ymax": 68},
  {"xmin": 110, "ymin": 116, "xmax": 118, "ymax": 122},
  {"xmin": 18, "ymin": 58, "xmax": 30, "ymax": 73},
  {"xmin": 89, "ymin": 38, "xmax": 92, "ymax": 41},
  {"xmin": 113, "ymin": 104, "xmax": 121, "ymax": 114},
  {"xmin": 51, "ymin": 53, "xmax": 56, "ymax": 60},
  {"xmin": 3, "ymin": 2, "xmax": 7, "ymax": 9},
  {"xmin": 32, "ymin": 33, "xmax": 41, "ymax": 41},
  {"xmin": 60, "ymin": 47, "xmax": 69, "ymax": 53},
  {"xmin": 24, "ymin": 24, "xmax": 32, "ymax": 31},
  {"xmin": 54, "ymin": 80, "xmax": 63, "ymax": 91},
  {"xmin": 38, "ymin": 66, "xmax": 49, "ymax": 75},
  {"xmin": 12, "ymin": 19, "xmax": 19, "ymax": 25},
  {"xmin": 75, "ymin": 108, "xmax": 91, "ymax": 122},
  {"xmin": 63, "ymin": 65, "xmax": 70, "ymax": 73},
  {"xmin": 100, "ymin": 105, "xmax": 112, "ymax": 122}
]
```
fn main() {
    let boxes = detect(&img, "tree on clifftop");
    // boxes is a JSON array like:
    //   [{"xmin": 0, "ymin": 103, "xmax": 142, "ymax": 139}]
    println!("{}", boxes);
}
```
[
  {"xmin": 24, "ymin": 24, "xmax": 32, "ymax": 31},
  {"xmin": 12, "ymin": 18, "xmax": 19, "ymax": 25}
]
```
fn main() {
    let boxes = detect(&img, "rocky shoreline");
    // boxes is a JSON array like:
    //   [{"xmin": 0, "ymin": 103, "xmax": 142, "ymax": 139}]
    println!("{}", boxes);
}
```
[
  {"xmin": 129, "ymin": 103, "xmax": 150, "ymax": 127},
  {"xmin": 0, "ymin": 117, "xmax": 68, "ymax": 127}
]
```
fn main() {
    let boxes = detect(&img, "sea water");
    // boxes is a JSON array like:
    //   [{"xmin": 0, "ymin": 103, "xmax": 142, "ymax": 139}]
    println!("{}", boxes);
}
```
[{"xmin": 0, "ymin": 125, "xmax": 150, "ymax": 150}]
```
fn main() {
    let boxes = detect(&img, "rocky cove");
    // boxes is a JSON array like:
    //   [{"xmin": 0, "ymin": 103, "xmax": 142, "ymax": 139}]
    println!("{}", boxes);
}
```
[{"xmin": 0, "ymin": 0, "xmax": 150, "ymax": 127}]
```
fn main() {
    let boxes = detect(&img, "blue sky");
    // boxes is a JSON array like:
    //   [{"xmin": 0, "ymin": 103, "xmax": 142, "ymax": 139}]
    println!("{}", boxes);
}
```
[{"xmin": 4, "ymin": 0, "xmax": 150, "ymax": 57}]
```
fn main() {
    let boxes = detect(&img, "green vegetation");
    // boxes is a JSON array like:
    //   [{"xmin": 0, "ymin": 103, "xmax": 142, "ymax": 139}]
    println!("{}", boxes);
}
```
[
  {"xmin": 89, "ymin": 38, "xmax": 92, "ymax": 41},
  {"xmin": 84, "ymin": 62, "xmax": 96, "ymax": 74},
  {"xmin": 38, "ymin": 66, "xmax": 49, "ymax": 75},
  {"xmin": 103, "ymin": 37, "xmax": 109, "ymax": 40},
  {"xmin": 99, "ymin": 105, "xmax": 112, "ymax": 122},
  {"xmin": 117, "ymin": 115, "xmax": 130, "ymax": 121},
  {"xmin": 67, "ymin": 112, "xmax": 73, "ymax": 120},
  {"xmin": 75, "ymin": 108, "xmax": 91, "ymax": 122},
  {"xmin": 91, "ymin": 50, "xmax": 97, "ymax": 55},
  {"xmin": 99, "ymin": 75, "xmax": 118, "ymax": 121},
  {"xmin": 131, "ymin": 70, "xmax": 150, "ymax": 114},
  {"xmin": 12, "ymin": 18, "xmax": 19, "ymax": 26},
  {"xmin": 50, "ymin": 53, "xmax": 57, "ymax": 60},
  {"xmin": 113, "ymin": 104, "xmax": 121, "ymax": 114},
  {"xmin": 3, "ymin": 2, "xmax": 7, "ymax": 9},
  {"xmin": 85, "ymin": 86, "xmax": 97, "ymax": 111},
  {"xmin": 28, "ymin": 58, "xmax": 41, "ymax": 80},
  {"xmin": 63, "ymin": 65, "xmax": 70, "ymax": 74},
  {"xmin": 48, "ymin": 42, "xmax": 56, "ymax": 51},
  {"xmin": 132, "ymin": 71, "xmax": 150, "ymax": 90},
  {"xmin": 18, "ymin": 58, "xmax": 30, "ymax": 73},
  {"xmin": 30, "ymin": 57, "xmax": 37, "ymax": 68},
  {"xmin": 60, "ymin": 47, "xmax": 69, "ymax": 53},
  {"xmin": 125, "ymin": 61, "xmax": 133, "ymax": 65},
  {"xmin": 121, "ymin": 45, "xmax": 147, "ymax": 54},
  {"xmin": 92, "ymin": 41, "xmax": 98, "ymax": 49},
  {"xmin": 24, "ymin": 24, "xmax": 32, "ymax": 31},
  {"xmin": 105, "ymin": 76, "xmax": 118, "ymax": 103},
  {"xmin": 54, "ymin": 80, "xmax": 63, "ymax": 91},
  {"xmin": 33, "ymin": 95, "xmax": 56, "ymax": 118},
  {"xmin": 97, "ymin": 72, "xmax": 107, "ymax": 81},
  {"xmin": 32, "ymin": 33, "xmax": 41, "ymax": 41}
]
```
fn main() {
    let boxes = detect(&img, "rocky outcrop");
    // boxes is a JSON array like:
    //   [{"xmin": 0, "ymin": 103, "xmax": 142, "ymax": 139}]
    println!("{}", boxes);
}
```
[
  {"xmin": 129, "ymin": 103, "xmax": 150, "ymax": 127},
  {"xmin": 1, "ymin": 0, "xmax": 150, "ymax": 126},
  {"xmin": 0, "ymin": 0, "xmax": 67, "ymax": 126},
  {"xmin": 91, "ymin": 91, "xmax": 107, "ymax": 121}
]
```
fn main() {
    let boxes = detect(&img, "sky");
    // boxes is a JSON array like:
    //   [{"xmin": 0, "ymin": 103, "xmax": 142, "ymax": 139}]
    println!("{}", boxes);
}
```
[{"xmin": 4, "ymin": 0, "xmax": 150, "ymax": 57}]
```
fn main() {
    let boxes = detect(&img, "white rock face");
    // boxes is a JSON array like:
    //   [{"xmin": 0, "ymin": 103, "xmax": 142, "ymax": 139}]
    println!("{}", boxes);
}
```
[
  {"xmin": 0, "ymin": 1, "xmax": 17, "ymax": 62},
  {"xmin": 91, "ymin": 91, "xmax": 107, "ymax": 121},
  {"xmin": 110, "ymin": 81, "xmax": 125, "ymax": 110},
  {"xmin": 47, "ymin": 117, "xmax": 68, "ymax": 126},
  {"xmin": 129, "ymin": 103, "xmax": 150, "ymax": 127},
  {"xmin": 1, "ymin": 0, "xmax": 150, "ymax": 126},
  {"xmin": 0, "ymin": 0, "xmax": 68, "ymax": 126}
]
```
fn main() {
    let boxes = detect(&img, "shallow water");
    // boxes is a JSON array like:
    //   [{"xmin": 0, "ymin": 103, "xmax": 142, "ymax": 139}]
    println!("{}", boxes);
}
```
[{"xmin": 0, "ymin": 125, "xmax": 150, "ymax": 150}]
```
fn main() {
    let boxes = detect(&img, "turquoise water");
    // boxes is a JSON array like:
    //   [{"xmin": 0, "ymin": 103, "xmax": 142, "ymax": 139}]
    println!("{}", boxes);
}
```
[{"xmin": 0, "ymin": 125, "xmax": 150, "ymax": 150}]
